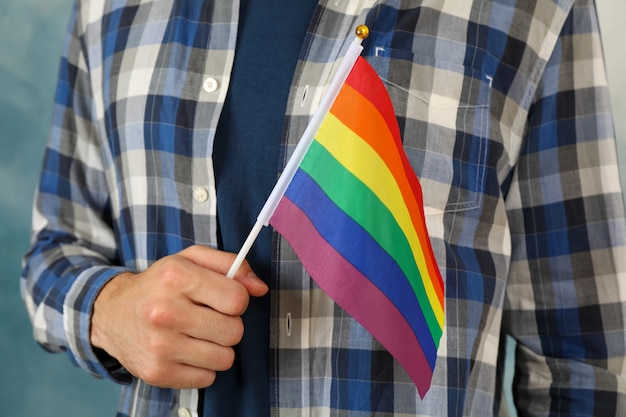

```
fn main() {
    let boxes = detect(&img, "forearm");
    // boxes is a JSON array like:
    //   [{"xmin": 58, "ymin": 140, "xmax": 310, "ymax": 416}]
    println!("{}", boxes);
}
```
[
  {"xmin": 22, "ymin": 119, "xmax": 128, "ymax": 380},
  {"xmin": 21, "ymin": 228, "xmax": 131, "ymax": 380}
]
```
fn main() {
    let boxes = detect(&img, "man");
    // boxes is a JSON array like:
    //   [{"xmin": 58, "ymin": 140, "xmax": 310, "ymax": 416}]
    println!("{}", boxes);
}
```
[{"xmin": 21, "ymin": 0, "xmax": 626, "ymax": 416}]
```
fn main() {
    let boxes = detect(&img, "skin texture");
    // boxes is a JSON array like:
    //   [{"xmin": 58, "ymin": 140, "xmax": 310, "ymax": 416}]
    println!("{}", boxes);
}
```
[{"xmin": 90, "ymin": 245, "xmax": 269, "ymax": 389}]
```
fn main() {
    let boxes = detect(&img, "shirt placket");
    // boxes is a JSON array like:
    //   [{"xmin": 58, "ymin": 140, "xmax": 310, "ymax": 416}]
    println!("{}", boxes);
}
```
[{"xmin": 272, "ymin": 1, "xmax": 378, "ymax": 415}]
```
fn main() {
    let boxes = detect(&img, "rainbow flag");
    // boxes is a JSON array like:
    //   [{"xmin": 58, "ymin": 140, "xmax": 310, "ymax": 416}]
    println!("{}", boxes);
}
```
[{"xmin": 268, "ymin": 56, "xmax": 445, "ymax": 398}]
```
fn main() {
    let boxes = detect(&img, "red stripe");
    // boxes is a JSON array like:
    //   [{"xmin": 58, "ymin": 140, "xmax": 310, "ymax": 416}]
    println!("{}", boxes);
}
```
[
  {"xmin": 341, "ymin": 57, "xmax": 444, "ymax": 303},
  {"xmin": 272, "ymin": 196, "xmax": 435, "ymax": 397}
]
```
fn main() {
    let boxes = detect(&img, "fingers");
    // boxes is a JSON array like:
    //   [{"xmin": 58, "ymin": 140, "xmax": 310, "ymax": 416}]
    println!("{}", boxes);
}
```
[
  {"xmin": 138, "ymin": 338, "xmax": 234, "ymax": 388},
  {"xmin": 153, "ymin": 254, "xmax": 251, "ymax": 316},
  {"xmin": 177, "ymin": 245, "xmax": 246, "ymax": 277},
  {"xmin": 172, "ymin": 336, "xmax": 236, "ymax": 372},
  {"xmin": 136, "ymin": 306, "xmax": 242, "ymax": 389},
  {"xmin": 235, "ymin": 270, "xmax": 270, "ymax": 297},
  {"xmin": 177, "ymin": 245, "xmax": 269, "ymax": 299},
  {"xmin": 90, "ymin": 245, "xmax": 268, "ymax": 390},
  {"xmin": 143, "ymin": 297, "xmax": 245, "ymax": 347},
  {"xmin": 143, "ymin": 365, "xmax": 217, "ymax": 390}
]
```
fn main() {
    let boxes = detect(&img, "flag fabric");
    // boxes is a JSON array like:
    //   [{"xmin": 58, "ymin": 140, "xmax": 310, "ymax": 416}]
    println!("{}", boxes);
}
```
[{"xmin": 268, "ymin": 56, "xmax": 445, "ymax": 398}]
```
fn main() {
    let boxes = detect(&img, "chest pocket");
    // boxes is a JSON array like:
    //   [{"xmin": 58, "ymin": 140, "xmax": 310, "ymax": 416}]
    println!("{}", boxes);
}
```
[{"xmin": 365, "ymin": 47, "xmax": 492, "ymax": 214}]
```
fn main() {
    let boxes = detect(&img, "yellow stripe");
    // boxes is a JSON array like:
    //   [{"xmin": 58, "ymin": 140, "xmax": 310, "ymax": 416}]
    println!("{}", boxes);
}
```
[{"xmin": 316, "ymin": 114, "xmax": 444, "ymax": 325}]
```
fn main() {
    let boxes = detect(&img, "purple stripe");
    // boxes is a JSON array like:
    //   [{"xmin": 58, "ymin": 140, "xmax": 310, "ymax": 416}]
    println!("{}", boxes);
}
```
[
  {"xmin": 284, "ymin": 168, "xmax": 438, "ymax": 363},
  {"xmin": 271, "ymin": 196, "xmax": 435, "ymax": 397}
]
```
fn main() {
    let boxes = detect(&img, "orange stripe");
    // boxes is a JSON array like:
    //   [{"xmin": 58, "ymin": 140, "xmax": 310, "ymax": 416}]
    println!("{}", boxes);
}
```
[
  {"xmin": 331, "ymin": 81, "xmax": 444, "ymax": 305},
  {"xmin": 343, "ymin": 60, "xmax": 445, "ymax": 303}
]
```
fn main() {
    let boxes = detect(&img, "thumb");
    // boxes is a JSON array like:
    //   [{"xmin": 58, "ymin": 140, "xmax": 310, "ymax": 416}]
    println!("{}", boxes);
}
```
[
  {"xmin": 217, "ymin": 249, "xmax": 269, "ymax": 298},
  {"xmin": 178, "ymin": 245, "xmax": 269, "ymax": 297},
  {"xmin": 234, "ymin": 270, "xmax": 269, "ymax": 298}
]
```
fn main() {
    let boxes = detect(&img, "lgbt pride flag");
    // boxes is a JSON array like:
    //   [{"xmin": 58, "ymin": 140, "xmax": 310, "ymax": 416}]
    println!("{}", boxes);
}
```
[
  {"xmin": 268, "ymin": 54, "xmax": 445, "ymax": 397},
  {"xmin": 221, "ymin": 32, "xmax": 444, "ymax": 399}
]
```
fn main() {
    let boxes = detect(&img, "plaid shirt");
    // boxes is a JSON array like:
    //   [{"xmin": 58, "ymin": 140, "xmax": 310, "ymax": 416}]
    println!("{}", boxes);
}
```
[{"xmin": 21, "ymin": 0, "xmax": 626, "ymax": 416}]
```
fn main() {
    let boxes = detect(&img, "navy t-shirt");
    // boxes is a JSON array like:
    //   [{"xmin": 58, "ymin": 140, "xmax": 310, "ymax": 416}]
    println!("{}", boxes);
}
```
[{"xmin": 204, "ymin": 1, "xmax": 318, "ymax": 416}]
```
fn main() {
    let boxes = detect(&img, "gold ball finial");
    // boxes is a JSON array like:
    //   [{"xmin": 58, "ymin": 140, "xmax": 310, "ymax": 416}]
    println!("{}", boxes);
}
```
[{"xmin": 355, "ymin": 25, "xmax": 369, "ymax": 40}]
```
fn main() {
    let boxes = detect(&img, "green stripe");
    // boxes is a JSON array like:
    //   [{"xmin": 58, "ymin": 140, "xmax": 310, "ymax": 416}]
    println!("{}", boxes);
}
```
[{"xmin": 301, "ymin": 140, "xmax": 441, "ymax": 339}]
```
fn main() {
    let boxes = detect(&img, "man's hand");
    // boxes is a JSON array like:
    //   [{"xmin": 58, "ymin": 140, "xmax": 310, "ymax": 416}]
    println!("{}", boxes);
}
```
[{"xmin": 90, "ymin": 245, "xmax": 269, "ymax": 389}]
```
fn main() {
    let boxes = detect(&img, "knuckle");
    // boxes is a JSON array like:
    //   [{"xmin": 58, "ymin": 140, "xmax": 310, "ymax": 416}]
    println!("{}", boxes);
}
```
[
  {"xmin": 227, "ymin": 286, "xmax": 249, "ymax": 315},
  {"xmin": 143, "ymin": 303, "xmax": 174, "ymax": 328},
  {"xmin": 198, "ymin": 371, "xmax": 217, "ymax": 388},
  {"xmin": 157, "ymin": 259, "xmax": 185, "ymax": 288},
  {"xmin": 222, "ymin": 347, "xmax": 236, "ymax": 369},
  {"xmin": 222, "ymin": 317, "xmax": 244, "ymax": 346},
  {"xmin": 212, "ymin": 347, "xmax": 236, "ymax": 371},
  {"xmin": 189, "ymin": 370, "xmax": 217, "ymax": 389},
  {"xmin": 140, "ymin": 364, "xmax": 170, "ymax": 387}
]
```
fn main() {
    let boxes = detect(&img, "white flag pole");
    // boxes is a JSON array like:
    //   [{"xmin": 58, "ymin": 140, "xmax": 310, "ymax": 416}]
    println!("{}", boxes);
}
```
[
  {"xmin": 226, "ymin": 221, "xmax": 264, "ymax": 278},
  {"xmin": 225, "ymin": 26, "xmax": 369, "ymax": 279}
]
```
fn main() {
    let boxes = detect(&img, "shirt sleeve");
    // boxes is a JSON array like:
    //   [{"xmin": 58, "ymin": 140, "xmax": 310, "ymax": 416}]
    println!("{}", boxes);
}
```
[
  {"xmin": 20, "ymin": 2, "xmax": 131, "ymax": 383},
  {"xmin": 503, "ymin": 2, "xmax": 626, "ymax": 415}
]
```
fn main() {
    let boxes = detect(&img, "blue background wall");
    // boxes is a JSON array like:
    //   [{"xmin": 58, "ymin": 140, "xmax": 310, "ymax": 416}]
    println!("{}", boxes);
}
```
[
  {"xmin": 0, "ymin": 0, "xmax": 119, "ymax": 415},
  {"xmin": 0, "ymin": 1, "xmax": 623, "ymax": 415}
]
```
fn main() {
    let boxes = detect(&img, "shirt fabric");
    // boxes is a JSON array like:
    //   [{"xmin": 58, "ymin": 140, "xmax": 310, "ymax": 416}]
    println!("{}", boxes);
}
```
[
  {"xmin": 206, "ymin": 0, "xmax": 317, "ymax": 415},
  {"xmin": 21, "ymin": 0, "xmax": 626, "ymax": 416}
]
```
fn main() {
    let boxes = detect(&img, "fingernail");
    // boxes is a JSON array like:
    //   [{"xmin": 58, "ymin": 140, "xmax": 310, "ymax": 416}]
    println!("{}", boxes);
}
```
[
  {"xmin": 247, "ymin": 271, "xmax": 261, "ymax": 282},
  {"xmin": 247, "ymin": 271, "xmax": 268, "ymax": 288}
]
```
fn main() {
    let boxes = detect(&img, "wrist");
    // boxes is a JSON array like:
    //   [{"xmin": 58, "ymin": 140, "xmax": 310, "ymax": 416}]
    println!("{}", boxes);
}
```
[{"xmin": 90, "ymin": 271, "xmax": 134, "ymax": 350}]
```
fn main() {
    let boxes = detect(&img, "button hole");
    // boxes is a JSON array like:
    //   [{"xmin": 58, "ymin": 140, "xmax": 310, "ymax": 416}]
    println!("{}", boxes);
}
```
[
  {"xmin": 300, "ymin": 85, "xmax": 309, "ymax": 107},
  {"xmin": 286, "ymin": 312, "xmax": 292, "ymax": 337}
]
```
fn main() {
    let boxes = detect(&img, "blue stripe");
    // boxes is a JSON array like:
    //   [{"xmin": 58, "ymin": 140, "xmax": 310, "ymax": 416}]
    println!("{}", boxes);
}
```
[{"xmin": 284, "ymin": 169, "xmax": 437, "ymax": 365}]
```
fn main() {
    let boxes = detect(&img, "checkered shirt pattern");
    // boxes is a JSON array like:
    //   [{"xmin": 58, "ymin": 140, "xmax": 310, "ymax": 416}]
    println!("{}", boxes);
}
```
[{"xmin": 21, "ymin": 0, "xmax": 626, "ymax": 416}]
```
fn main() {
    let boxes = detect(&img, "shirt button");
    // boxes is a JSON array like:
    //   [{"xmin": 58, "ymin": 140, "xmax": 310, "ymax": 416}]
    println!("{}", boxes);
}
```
[
  {"xmin": 193, "ymin": 187, "xmax": 209, "ymax": 203},
  {"xmin": 177, "ymin": 408, "xmax": 192, "ymax": 417},
  {"xmin": 202, "ymin": 77, "xmax": 219, "ymax": 93}
]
